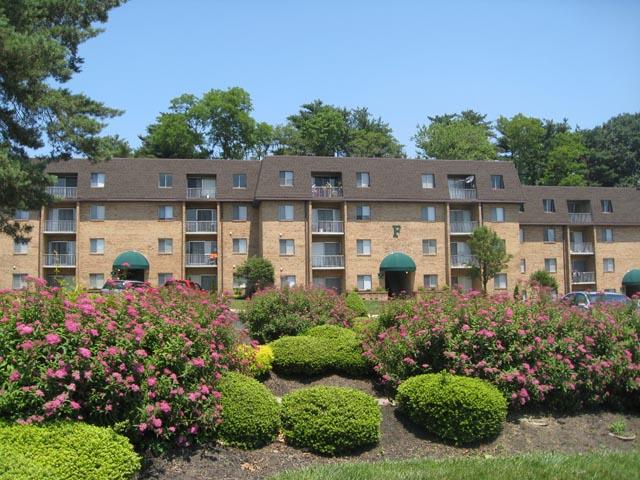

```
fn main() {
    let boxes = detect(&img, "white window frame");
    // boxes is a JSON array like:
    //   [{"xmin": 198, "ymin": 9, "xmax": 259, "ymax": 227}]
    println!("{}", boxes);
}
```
[
  {"xmin": 544, "ymin": 227, "xmax": 556, "ymax": 243},
  {"xmin": 494, "ymin": 273, "xmax": 507, "ymax": 289},
  {"xmin": 90, "ymin": 204, "xmax": 105, "ymax": 221},
  {"xmin": 421, "ymin": 174, "xmax": 435, "ymax": 189},
  {"xmin": 89, "ymin": 238, "xmax": 105, "ymax": 255},
  {"xmin": 13, "ymin": 273, "xmax": 28, "ymax": 289},
  {"xmin": 158, "ymin": 273, "xmax": 173, "ymax": 286},
  {"xmin": 544, "ymin": 258, "xmax": 557, "ymax": 273},
  {"xmin": 423, "ymin": 274, "xmax": 437, "ymax": 289},
  {"xmin": 356, "ymin": 239, "xmax": 371, "ymax": 256},
  {"xmin": 278, "ymin": 204, "xmax": 294, "ymax": 221},
  {"xmin": 519, "ymin": 227, "xmax": 525, "ymax": 243},
  {"xmin": 279, "ymin": 239, "xmax": 295, "ymax": 256},
  {"xmin": 603, "ymin": 258, "xmax": 615, "ymax": 273},
  {"xmin": 233, "ymin": 173, "xmax": 247, "ymax": 189},
  {"xmin": 13, "ymin": 240, "xmax": 28, "ymax": 254},
  {"xmin": 90, "ymin": 172, "xmax": 105, "ymax": 188},
  {"xmin": 158, "ymin": 238, "xmax": 173, "ymax": 254},
  {"xmin": 356, "ymin": 205, "xmax": 371, "ymax": 220},
  {"xmin": 491, "ymin": 175, "xmax": 504, "ymax": 189},
  {"xmin": 279, "ymin": 170, "xmax": 294, "ymax": 186},
  {"xmin": 422, "ymin": 239, "xmax": 437, "ymax": 255},
  {"xmin": 421, "ymin": 206, "xmax": 436, "ymax": 222},
  {"xmin": 89, "ymin": 273, "xmax": 105, "ymax": 289},
  {"xmin": 158, "ymin": 205, "xmax": 174, "ymax": 220},
  {"xmin": 357, "ymin": 274, "xmax": 372, "ymax": 291},
  {"xmin": 601, "ymin": 199, "xmax": 613, "ymax": 213},
  {"xmin": 491, "ymin": 207, "xmax": 505, "ymax": 222},
  {"xmin": 520, "ymin": 258, "xmax": 526, "ymax": 274},
  {"xmin": 159, "ymin": 173, "xmax": 173, "ymax": 188},
  {"xmin": 356, "ymin": 172, "xmax": 370, "ymax": 188},
  {"xmin": 233, "ymin": 205, "xmax": 248, "ymax": 221},
  {"xmin": 232, "ymin": 238, "xmax": 248, "ymax": 254},
  {"xmin": 602, "ymin": 228, "xmax": 614, "ymax": 243},
  {"xmin": 280, "ymin": 275, "xmax": 296, "ymax": 288},
  {"xmin": 543, "ymin": 199, "xmax": 555, "ymax": 213}
]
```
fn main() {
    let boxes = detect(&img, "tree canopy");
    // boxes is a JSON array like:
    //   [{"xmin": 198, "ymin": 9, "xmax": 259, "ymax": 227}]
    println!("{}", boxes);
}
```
[{"xmin": 468, "ymin": 226, "xmax": 512, "ymax": 294}]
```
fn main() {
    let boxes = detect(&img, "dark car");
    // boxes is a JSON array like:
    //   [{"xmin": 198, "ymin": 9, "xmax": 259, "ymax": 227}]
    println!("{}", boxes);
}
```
[
  {"xmin": 561, "ymin": 291, "xmax": 632, "ymax": 309},
  {"xmin": 163, "ymin": 279, "xmax": 203, "ymax": 290},
  {"xmin": 101, "ymin": 280, "xmax": 150, "ymax": 293}
]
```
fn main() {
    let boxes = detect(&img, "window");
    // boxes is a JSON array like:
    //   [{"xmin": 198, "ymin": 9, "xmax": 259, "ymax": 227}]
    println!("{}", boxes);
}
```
[
  {"xmin": 490, "ymin": 207, "xmax": 505, "ymax": 222},
  {"xmin": 279, "ymin": 170, "xmax": 294, "ymax": 186},
  {"xmin": 356, "ymin": 239, "xmax": 371, "ymax": 256},
  {"xmin": 89, "ymin": 238, "xmax": 105, "ymax": 254},
  {"xmin": 89, "ymin": 273, "xmax": 104, "ymax": 289},
  {"xmin": 544, "ymin": 258, "xmax": 557, "ymax": 273},
  {"xmin": 519, "ymin": 203, "xmax": 525, "ymax": 212},
  {"xmin": 494, "ymin": 273, "xmax": 507, "ymax": 289},
  {"xmin": 158, "ymin": 238, "xmax": 173, "ymax": 254},
  {"xmin": 12, "ymin": 273, "xmax": 27, "ymax": 289},
  {"xmin": 158, "ymin": 273, "xmax": 173, "ymax": 286},
  {"xmin": 158, "ymin": 206, "xmax": 174, "ymax": 220},
  {"xmin": 543, "ymin": 199, "xmax": 555, "ymax": 213},
  {"xmin": 90, "ymin": 172, "xmax": 105, "ymax": 188},
  {"xmin": 421, "ymin": 206, "xmax": 436, "ymax": 222},
  {"xmin": 357, "ymin": 275, "xmax": 372, "ymax": 291},
  {"xmin": 421, "ymin": 174, "xmax": 435, "ymax": 189},
  {"xmin": 519, "ymin": 227, "xmax": 525, "ymax": 243},
  {"xmin": 232, "ymin": 205, "xmax": 248, "ymax": 221},
  {"xmin": 13, "ymin": 240, "xmax": 28, "ymax": 254},
  {"xmin": 422, "ymin": 239, "xmax": 437, "ymax": 255},
  {"xmin": 356, "ymin": 205, "xmax": 371, "ymax": 220},
  {"xmin": 279, "ymin": 239, "xmax": 295, "ymax": 256},
  {"xmin": 278, "ymin": 204, "xmax": 294, "ymax": 221},
  {"xmin": 14, "ymin": 210, "xmax": 29, "ymax": 220},
  {"xmin": 232, "ymin": 238, "xmax": 248, "ymax": 254},
  {"xmin": 601, "ymin": 200, "xmax": 613, "ymax": 213},
  {"xmin": 602, "ymin": 228, "xmax": 614, "ymax": 242},
  {"xmin": 159, "ymin": 173, "xmax": 173, "ymax": 188},
  {"xmin": 603, "ymin": 258, "xmax": 615, "ymax": 273},
  {"xmin": 544, "ymin": 227, "xmax": 556, "ymax": 243},
  {"xmin": 280, "ymin": 275, "xmax": 296, "ymax": 288},
  {"xmin": 424, "ymin": 274, "xmax": 438, "ymax": 289},
  {"xmin": 233, "ymin": 275, "xmax": 247, "ymax": 289},
  {"xmin": 491, "ymin": 175, "xmax": 504, "ymax": 189},
  {"xmin": 520, "ymin": 258, "xmax": 526, "ymax": 274},
  {"xmin": 233, "ymin": 173, "xmax": 247, "ymax": 189},
  {"xmin": 90, "ymin": 205, "xmax": 105, "ymax": 220},
  {"xmin": 356, "ymin": 172, "xmax": 370, "ymax": 187}
]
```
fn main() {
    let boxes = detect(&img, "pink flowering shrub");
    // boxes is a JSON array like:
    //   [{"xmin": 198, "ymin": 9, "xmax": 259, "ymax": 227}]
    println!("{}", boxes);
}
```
[
  {"xmin": 364, "ymin": 289, "xmax": 640, "ymax": 410},
  {"xmin": 0, "ymin": 280, "xmax": 243, "ymax": 451}
]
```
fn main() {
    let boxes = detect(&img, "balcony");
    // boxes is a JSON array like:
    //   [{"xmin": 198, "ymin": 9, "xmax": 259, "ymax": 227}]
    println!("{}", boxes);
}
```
[
  {"xmin": 186, "ymin": 221, "xmax": 217, "ymax": 233},
  {"xmin": 311, "ymin": 186, "xmax": 343, "ymax": 198},
  {"xmin": 43, "ymin": 254, "xmax": 76, "ymax": 267},
  {"xmin": 449, "ymin": 221, "xmax": 479, "ymax": 234},
  {"xmin": 569, "ymin": 213, "xmax": 592, "ymax": 224},
  {"xmin": 312, "ymin": 255, "xmax": 345, "ymax": 269},
  {"xmin": 185, "ymin": 254, "xmax": 217, "ymax": 267},
  {"xmin": 46, "ymin": 186, "xmax": 77, "ymax": 199},
  {"xmin": 44, "ymin": 220, "xmax": 76, "ymax": 233},
  {"xmin": 570, "ymin": 242, "xmax": 594, "ymax": 254},
  {"xmin": 571, "ymin": 271, "xmax": 595, "ymax": 284},
  {"xmin": 448, "ymin": 187, "xmax": 477, "ymax": 200},
  {"xmin": 450, "ymin": 254, "xmax": 477, "ymax": 268},
  {"xmin": 186, "ymin": 188, "xmax": 216, "ymax": 199},
  {"xmin": 312, "ymin": 220, "xmax": 344, "ymax": 234}
]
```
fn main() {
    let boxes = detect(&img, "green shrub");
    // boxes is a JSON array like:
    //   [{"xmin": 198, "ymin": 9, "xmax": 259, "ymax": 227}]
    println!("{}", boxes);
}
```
[
  {"xmin": 345, "ymin": 291, "xmax": 368, "ymax": 317},
  {"xmin": 270, "ymin": 326, "xmax": 367, "ymax": 376},
  {"xmin": 235, "ymin": 344, "xmax": 274, "ymax": 377},
  {"xmin": 236, "ymin": 257, "xmax": 275, "ymax": 297},
  {"xmin": 378, "ymin": 297, "xmax": 416, "ymax": 329},
  {"xmin": 397, "ymin": 373, "xmax": 507, "ymax": 445},
  {"xmin": 350, "ymin": 316, "xmax": 381, "ymax": 339},
  {"xmin": 0, "ymin": 422, "xmax": 140, "ymax": 480},
  {"xmin": 281, "ymin": 386, "xmax": 381, "ymax": 455},
  {"xmin": 216, "ymin": 372, "xmax": 281, "ymax": 449},
  {"xmin": 529, "ymin": 270, "xmax": 559, "ymax": 291},
  {"xmin": 242, "ymin": 287, "xmax": 353, "ymax": 342}
]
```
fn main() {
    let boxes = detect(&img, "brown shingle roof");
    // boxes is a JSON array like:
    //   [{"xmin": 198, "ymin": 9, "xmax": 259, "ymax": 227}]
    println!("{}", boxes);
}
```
[{"xmin": 519, "ymin": 185, "xmax": 640, "ymax": 225}]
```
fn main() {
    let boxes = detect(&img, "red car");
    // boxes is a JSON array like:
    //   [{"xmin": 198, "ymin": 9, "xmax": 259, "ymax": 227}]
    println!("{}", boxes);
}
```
[{"xmin": 163, "ymin": 279, "xmax": 203, "ymax": 290}]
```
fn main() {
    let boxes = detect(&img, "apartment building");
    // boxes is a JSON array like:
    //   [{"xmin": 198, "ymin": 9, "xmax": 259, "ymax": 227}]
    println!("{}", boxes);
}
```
[{"xmin": 2, "ymin": 156, "xmax": 639, "ymax": 296}]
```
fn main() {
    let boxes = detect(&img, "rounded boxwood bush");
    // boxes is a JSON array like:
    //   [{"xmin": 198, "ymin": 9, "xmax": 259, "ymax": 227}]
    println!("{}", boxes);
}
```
[
  {"xmin": 217, "ymin": 372, "xmax": 281, "ymax": 448},
  {"xmin": 281, "ymin": 386, "xmax": 381, "ymax": 455},
  {"xmin": 396, "ymin": 373, "xmax": 507, "ymax": 445},
  {"xmin": 0, "ymin": 422, "xmax": 140, "ymax": 479},
  {"xmin": 345, "ymin": 291, "xmax": 368, "ymax": 317}
]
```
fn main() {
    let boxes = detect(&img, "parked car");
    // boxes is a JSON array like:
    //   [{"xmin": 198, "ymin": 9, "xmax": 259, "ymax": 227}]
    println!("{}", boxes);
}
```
[
  {"xmin": 101, "ymin": 280, "xmax": 150, "ymax": 293},
  {"xmin": 163, "ymin": 279, "xmax": 203, "ymax": 290},
  {"xmin": 561, "ymin": 291, "xmax": 632, "ymax": 309}
]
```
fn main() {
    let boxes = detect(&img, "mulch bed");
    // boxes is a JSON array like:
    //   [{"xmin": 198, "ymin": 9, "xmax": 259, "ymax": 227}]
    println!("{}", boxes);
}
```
[{"xmin": 139, "ymin": 372, "xmax": 640, "ymax": 480}]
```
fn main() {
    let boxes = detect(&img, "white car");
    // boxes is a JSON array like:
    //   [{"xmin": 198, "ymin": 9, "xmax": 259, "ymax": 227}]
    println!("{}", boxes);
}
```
[{"xmin": 561, "ymin": 291, "xmax": 632, "ymax": 310}]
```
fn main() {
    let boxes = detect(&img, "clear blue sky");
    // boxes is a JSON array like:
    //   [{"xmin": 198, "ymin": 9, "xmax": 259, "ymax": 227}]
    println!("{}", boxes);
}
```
[{"xmin": 67, "ymin": 0, "xmax": 640, "ymax": 157}]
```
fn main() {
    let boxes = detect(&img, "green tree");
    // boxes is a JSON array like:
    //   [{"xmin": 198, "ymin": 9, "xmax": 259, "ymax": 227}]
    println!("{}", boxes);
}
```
[
  {"xmin": 236, "ymin": 257, "xmax": 275, "ymax": 296},
  {"xmin": 137, "ymin": 112, "xmax": 206, "ymax": 158},
  {"xmin": 541, "ymin": 131, "xmax": 589, "ymax": 186},
  {"xmin": 345, "ymin": 108, "xmax": 404, "ymax": 157},
  {"xmin": 496, "ymin": 114, "xmax": 546, "ymax": 185},
  {"xmin": 583, "ymin": 113, "xmax": 640, "ymax": 187},
  {"xmin": 0, "ymin": 0, "xmax": 127, "ymax": 240},
  {"xmin": 468, "ymin": 226, "xmax": 512, "ymax": 294},
  {"xmin": 529, "ymin": 270, "xmax": 559, "ymax": 291},
  {"xmin": 413, "ymin": 111, "xmax": 496, "ymax": 160}
]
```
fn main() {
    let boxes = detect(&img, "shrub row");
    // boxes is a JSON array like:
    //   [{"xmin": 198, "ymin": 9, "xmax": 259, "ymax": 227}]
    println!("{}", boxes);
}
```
[{"xmin": 364, "ymin": 288, "xmax": 640, "ymax": 409}]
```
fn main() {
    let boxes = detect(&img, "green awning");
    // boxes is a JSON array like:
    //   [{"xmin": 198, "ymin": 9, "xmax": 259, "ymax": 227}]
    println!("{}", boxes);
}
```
[
  {"xmin": 622, "ymin": 269, "xmax": 640, "ymax": 286},
  {"xmin": 113, "ymin": 251, "xmax": 149, "ymax": 270},
  {"xmin": 380, "ymin": 252, "xmax": 416, "ymax": 272}
]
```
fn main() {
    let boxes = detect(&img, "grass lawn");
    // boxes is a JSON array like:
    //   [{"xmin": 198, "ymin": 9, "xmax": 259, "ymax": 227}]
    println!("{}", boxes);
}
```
[
  {"xmin": 270, "ymin": 451, "xmax": 640, "ymax": 480},
  {"xmin": 229, "ymin": 298, "xmax": 247, "ymax": 311}
]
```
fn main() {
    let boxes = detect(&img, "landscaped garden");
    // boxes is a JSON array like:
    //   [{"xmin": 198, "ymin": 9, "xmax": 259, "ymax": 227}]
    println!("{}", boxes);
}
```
[{"xmin": 1, "ymin": 281, "xmax": 638, "ymax": 479}]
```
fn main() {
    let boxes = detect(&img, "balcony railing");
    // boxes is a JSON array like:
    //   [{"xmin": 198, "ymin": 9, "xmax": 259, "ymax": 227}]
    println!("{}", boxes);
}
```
[
  {"xmin": 312, "ymin": 220, "xmax": 344, "ymax": 233},
  {"xmin": 449, "ymin": 221, "xmax": 479, "ymax": 234},
  {"xmin": 43, "ymin": 254, "xmax": 76, "ymax": 267},
  {"xmin": 185, "ymin": 254, "xmax": 217, "ymax": 266},
  {"xmin": 186, "ymin": 188, "xmax": 216, "ymax": 199},
  {"xmin": 570, "ymin": 242, "xmax": 594, "ymax": 254},
  {"xmin": 46, "ymin": 186, "xmax": 77, "ymax": 199},
  {"xmin": 185, "ymin": 221, "xmax": 217, "ymax": 233},
  {"xmin": 311, "ymin": 186, "xmax": 343, "ymax": 198},
  {"xmin": 312, "ymin": 255, "xmax": 345, "ymax": 268},
  {"xmin": 448, "ymin": 188, "xmax": 477, "ymax": 200},
  {"xmin": 569, "ymin": 213, "xmax": 592, "ymax": 224},
  {"xmin": 44, "ymin": 220, "xmax": 76, "ymax": 233},
  {"xmin": 571, "ymin": 271, "xmax": 595, "ymax": 283},
  {"xmin": 450, "ymin": 254, "xmax": 477, "ymax": 268}
]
